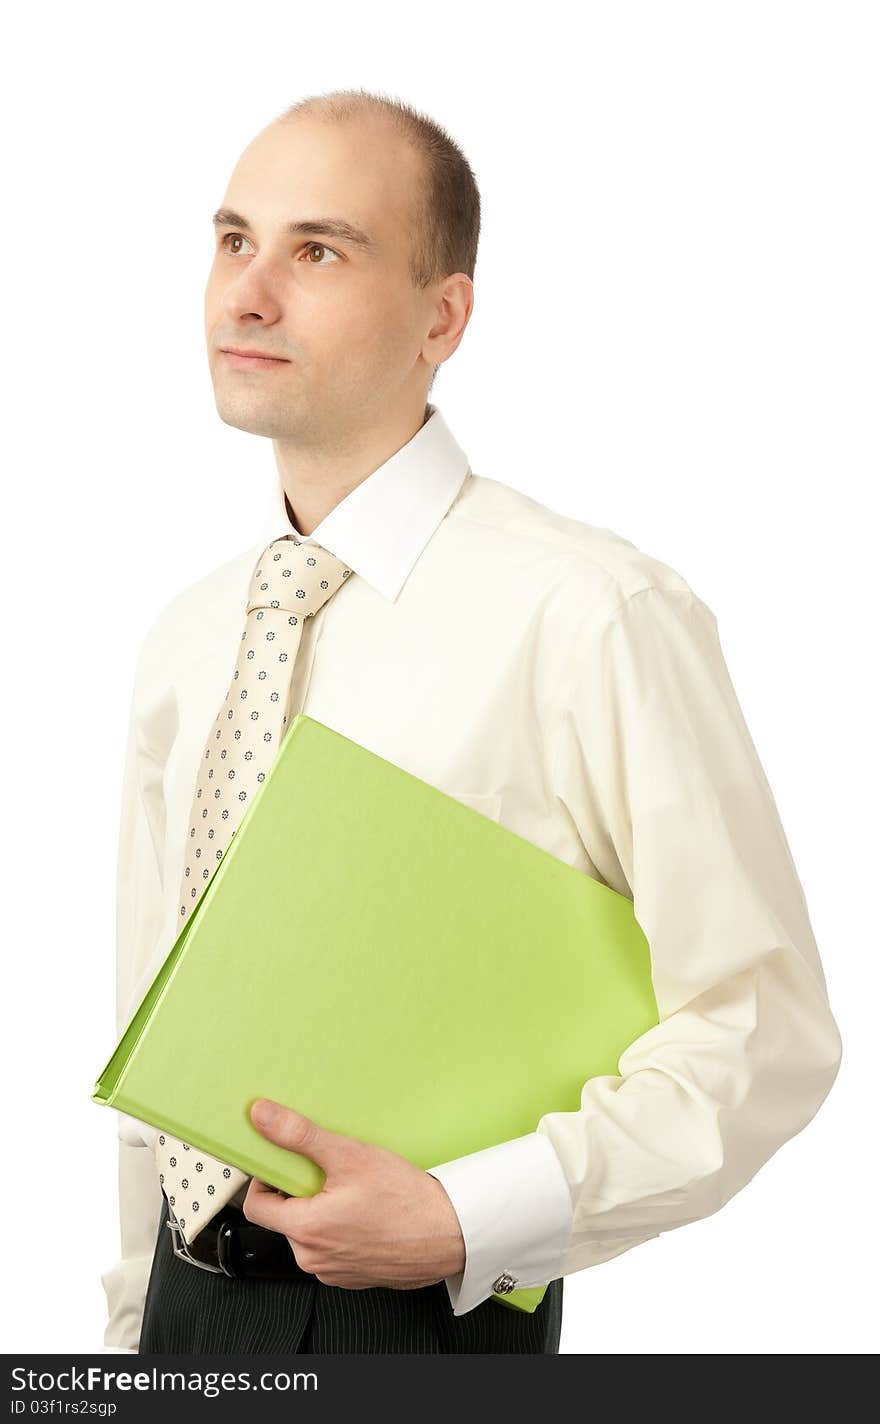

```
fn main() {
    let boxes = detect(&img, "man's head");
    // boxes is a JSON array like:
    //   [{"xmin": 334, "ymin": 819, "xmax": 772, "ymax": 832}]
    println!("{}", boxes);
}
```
[{"xmin": 205, "ymin": 88, "xmax": 480, "ymax": 446}]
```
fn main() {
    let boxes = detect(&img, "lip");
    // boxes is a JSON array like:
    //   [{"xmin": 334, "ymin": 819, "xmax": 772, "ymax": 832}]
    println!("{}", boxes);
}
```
[{"xmin": 220, "ymin": 347, "xmax": 290, "ymax": 368}]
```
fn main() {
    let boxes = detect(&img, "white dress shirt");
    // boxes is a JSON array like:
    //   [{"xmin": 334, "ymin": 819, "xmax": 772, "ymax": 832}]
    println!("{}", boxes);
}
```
[{"xmin": 100, "ymin": 401, "xmax": 842, "ymax": 1350}]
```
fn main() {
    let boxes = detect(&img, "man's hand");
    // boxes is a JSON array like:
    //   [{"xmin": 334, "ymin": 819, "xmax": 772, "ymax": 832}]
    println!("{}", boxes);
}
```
[{"xmin": 243, "ymin": 1098, "xmax": 466, "ymax": 1291}]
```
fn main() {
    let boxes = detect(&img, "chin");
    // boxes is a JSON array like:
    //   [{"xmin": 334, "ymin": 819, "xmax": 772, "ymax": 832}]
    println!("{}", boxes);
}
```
[{"xmin": 214, "ymin": 395, "xmax": 292, "ymax": 439}]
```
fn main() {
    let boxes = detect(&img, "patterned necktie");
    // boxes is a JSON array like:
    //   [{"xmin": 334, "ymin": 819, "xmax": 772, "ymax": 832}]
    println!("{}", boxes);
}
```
[{"xmin": 154, "ymin": 533, "xmax": 352, "ymax": 1245}]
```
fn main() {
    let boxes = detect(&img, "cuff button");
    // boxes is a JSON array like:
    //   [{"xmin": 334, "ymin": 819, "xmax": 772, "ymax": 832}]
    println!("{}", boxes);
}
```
[{"xmin": 492, "ymin": 1271, "xmax": 519, "ymax": 1294}]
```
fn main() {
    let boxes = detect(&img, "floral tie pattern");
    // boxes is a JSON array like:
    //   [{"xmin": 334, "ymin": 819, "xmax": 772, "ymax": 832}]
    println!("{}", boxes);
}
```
[{"xmin": 154, "ymin": 533, "xmax": 352, "ymax": 1244}]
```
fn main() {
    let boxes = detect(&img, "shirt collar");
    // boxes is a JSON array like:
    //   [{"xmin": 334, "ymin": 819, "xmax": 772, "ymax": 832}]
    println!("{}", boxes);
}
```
[{"xmin": 254, "ymin": 402, "xmax": 471, "ymax": 603}]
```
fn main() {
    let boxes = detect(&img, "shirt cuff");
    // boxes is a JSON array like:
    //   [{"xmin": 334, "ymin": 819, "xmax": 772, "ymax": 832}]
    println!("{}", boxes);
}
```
[{"xmin": 425, "ymin": 1131, "xmax": 573, "ymax": 1315}]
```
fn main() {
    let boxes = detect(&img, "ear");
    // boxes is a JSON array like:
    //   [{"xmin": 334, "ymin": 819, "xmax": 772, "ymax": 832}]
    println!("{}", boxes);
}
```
[{"xmin": 422, "ymin": 273, "xmax": 475, "ymax": 369}]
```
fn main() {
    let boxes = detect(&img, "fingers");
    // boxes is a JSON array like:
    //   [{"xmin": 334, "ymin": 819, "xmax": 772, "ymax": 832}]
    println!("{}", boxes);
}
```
[{"xmin": 242, "ymin": 1176, "xmax": 306, "ymax": 1234}]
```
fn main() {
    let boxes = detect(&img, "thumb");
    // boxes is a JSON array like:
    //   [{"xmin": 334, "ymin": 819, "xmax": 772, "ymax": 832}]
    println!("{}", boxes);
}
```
[{"xmin": 248, "ymin": 1098, "xmax": 341, "ymax": 1169}]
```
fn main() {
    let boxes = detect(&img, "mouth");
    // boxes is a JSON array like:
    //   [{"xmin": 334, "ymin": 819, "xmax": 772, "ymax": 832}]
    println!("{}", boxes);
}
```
[{"xmin": 220, "ymin": 348, "xmax": 290, "ymax": 369}]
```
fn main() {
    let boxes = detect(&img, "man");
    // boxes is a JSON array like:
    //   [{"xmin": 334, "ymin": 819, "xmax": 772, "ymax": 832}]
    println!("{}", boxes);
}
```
[{"xmin": 100, "ymin": 87, "xmax": 842, "ymax": 1355}]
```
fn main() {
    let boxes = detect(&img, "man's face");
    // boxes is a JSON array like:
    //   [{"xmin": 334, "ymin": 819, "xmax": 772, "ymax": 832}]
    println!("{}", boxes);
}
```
[{"xmin": 205, "ymin": 115, "xmax": 434, "ymax": 442}]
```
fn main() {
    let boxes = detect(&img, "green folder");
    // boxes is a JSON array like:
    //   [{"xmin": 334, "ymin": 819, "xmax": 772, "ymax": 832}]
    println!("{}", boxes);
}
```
[{"xmin": 93, "ymin": 713, "xmax": 658, "ymax": 1314}]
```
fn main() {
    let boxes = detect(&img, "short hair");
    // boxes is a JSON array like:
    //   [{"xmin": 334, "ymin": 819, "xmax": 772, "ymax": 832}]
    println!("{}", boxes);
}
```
[{"xmin": 274, "ymin": 87, "xmax": 481, "ymax": 291}]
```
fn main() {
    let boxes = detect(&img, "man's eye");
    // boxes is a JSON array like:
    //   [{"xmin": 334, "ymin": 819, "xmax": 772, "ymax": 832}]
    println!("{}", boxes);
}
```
[
  {"xmin": 220, "ymin": 233, "xmax": 254, "ymax": 256},
  {"xmin": 302, "ymin": 242, "xmax": 341, "ymax": 265},
  {"xmin": 219, "ymin": 234, "xmax": 339, "ymax": 265}
]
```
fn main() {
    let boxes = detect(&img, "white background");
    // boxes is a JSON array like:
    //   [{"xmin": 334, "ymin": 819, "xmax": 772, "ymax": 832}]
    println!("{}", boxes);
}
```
[{"xmin": 2, "ymin": 0, "xmax": 876, "ymax": 1356}]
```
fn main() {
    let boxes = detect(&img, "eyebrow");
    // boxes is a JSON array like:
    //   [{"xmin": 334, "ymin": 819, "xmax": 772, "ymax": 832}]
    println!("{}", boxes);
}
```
[{"xmin": 212, "ymin": 208, "xmax": 377, "ymax": 254}]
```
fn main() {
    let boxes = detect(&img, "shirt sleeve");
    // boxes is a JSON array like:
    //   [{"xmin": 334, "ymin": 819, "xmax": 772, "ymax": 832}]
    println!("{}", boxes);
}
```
[
  {"xmin": 426, "ymin": 582, "xmax": 843, "ymax": 1315},
  {"xmin": 99, "ymin": 642, "xmax": 169, "ymax": 1351},
  {"xmin": 426, "ymin": 1133, "xmax": 573, "ymax": 1315}
]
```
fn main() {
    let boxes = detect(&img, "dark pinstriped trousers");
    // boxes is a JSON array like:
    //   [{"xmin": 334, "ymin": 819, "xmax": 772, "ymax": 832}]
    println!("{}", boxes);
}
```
[{"xmin": 139, "ymin": 1197, "xmax": 563, "ymax": 1354}]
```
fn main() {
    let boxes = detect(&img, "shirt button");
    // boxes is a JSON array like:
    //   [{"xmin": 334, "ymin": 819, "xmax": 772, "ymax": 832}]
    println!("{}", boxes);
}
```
[{"xmin": 492, "ymin": 1271, "xmax": 519, "ymax": 1294}]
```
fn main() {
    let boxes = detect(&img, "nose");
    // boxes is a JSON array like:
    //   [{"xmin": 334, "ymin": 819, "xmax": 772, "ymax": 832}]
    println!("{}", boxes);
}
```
[{"xmin": 218, "ymin": 257, "xmax": 286, "ymax": 326}]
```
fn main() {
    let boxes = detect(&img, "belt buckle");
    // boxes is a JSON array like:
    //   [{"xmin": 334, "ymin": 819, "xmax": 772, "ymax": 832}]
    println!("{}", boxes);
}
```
[{"xmin": 166, "ymin": 1205, "xmax": 238, "ymax": 1277}]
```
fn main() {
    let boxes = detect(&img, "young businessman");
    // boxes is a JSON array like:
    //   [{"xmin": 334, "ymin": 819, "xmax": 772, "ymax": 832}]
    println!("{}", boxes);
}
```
[{"xmin": 101, "ymin": 87, "xmax": 842, "ymax": 1355}]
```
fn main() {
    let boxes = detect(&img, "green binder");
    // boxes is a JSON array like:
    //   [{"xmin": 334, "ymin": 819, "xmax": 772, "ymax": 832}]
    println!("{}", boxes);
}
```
[{"xmin": 93, "ymin": 714, "xmax": 658, "ymax": 1314}]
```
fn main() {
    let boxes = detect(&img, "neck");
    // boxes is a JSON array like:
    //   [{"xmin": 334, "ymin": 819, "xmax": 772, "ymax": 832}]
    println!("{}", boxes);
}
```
[{"xmin": 272, "ymin": 400, "xmax": 431, "ymax": 536}]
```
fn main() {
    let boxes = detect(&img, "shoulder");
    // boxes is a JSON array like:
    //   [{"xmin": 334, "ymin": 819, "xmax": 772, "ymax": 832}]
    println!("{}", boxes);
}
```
[
  {"xmin": 451, "ymin": 472, "xmax": 712, "ymax": 623},
  {"xmin": 132, "ymin": 542, "xmax": 262, "ymax": 692}
]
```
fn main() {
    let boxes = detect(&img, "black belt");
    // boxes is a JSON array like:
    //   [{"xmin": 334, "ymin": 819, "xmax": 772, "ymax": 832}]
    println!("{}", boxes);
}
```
[{"xmin": 165, "ymin": 1198, "xmax": 312, "ymax": 1281}]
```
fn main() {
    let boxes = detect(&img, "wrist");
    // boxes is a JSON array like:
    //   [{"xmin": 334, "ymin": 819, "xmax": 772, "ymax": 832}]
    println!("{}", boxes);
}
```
[{"xmin": 425, "ymin": 1173, "xmax": 466, "ymax": 1275}]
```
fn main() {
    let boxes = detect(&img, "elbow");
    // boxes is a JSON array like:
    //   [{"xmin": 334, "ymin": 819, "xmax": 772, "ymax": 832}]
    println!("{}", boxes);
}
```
[
  {"xmin": 783, "ymin": 947, "xmax": 844, "ymax": 1129},
  {"xmin": 807, "ymin": 995, "xmax": 843, "ymax": 1116},
  {"xmin": 740, "ymin": 946, "xmax": 844, "ymax": 1180},
  {"xmin": 701, "ymin": 950, "xmax": 844, "ymax": 1217}
]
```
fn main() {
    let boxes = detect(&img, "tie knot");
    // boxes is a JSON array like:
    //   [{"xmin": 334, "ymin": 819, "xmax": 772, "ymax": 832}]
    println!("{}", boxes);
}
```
[{"xmin": 247, "ymin": 536, "xmax": 352, "ymax": 619}]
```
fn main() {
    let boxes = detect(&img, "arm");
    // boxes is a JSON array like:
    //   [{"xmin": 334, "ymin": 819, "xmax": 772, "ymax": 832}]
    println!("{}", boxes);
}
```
[
  {"xmin": 99, "ymin": 643, "xmax": 169, "ymax": 1351},
  {"xmin": 427, "ymin": 582, "xmax": 843, "ymax": 1314}
]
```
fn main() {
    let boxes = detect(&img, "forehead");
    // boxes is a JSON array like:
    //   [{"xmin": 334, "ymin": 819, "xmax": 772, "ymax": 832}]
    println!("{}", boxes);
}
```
[{"xmin": 223, "ymin": 116, "xmax": 421, "ymax": 255}]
